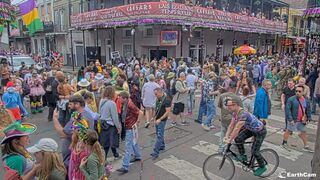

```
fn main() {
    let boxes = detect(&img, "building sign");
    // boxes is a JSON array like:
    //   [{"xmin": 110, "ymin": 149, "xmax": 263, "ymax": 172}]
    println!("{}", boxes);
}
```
[
  {"xmin": 70, "ymin": 2, "xmax": 287, "ymax": 34},
  {"xmin": 160, "ymin": 31, "xmax": 178, "ymax": 46}
]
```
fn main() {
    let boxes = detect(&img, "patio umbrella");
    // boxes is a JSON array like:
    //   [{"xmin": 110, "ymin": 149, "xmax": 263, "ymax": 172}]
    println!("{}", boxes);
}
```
[{"xmin": 233, "ymin": 44, "xmax": 257, "ymax": 55}]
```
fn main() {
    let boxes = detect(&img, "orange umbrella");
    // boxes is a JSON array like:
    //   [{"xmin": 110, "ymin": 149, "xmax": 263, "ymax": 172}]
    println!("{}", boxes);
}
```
[{"xmin": 233, "ymin": 45, "xmax": 257, "ymax": 55}]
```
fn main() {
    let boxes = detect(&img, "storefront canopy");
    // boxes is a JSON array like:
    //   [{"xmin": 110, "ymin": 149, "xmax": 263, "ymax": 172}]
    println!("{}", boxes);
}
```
[
  {"xmin": 70, "ymin": 2, "xmax": 287, "ymax": 34},
  {"xmin": 303, "ymin": 7, "xmax": 320, "ymax": 18}
]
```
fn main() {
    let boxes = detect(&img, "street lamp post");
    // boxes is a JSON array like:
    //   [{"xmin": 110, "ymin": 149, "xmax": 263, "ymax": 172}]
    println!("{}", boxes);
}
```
[{"xmin": 131, "ymin": 27, "xmax": 136, "ymax": 57}]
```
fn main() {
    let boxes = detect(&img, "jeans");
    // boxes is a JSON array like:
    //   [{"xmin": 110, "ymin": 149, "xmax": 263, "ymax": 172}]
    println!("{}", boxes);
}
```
[
  {"xmin": 218, "ymin": 126, "xmax": 228, "ymax": 152},
  {"xmin": 48, "ymin": 103, "xmax": 56, "ymax": 121},
  {"xmin": 203, "ymin": 100, "xmax": 216, "ymax": 126},
  {"xmin": 122, "ymin": 129, "xmax": 142, "ymax": 170},
  {"xmin": 187, "ymin": 89, "xmax": 195, "ymax": 113},
  {"xmin": 253, "ymin": 77, "xmax": 259, "ymax": 86},
  {"xmin": 58, "ymin": 108, "xmax": 70, "ymax": 127},
  {"xmin": 197, "ymin": 99, "xmax": 207, "ymax": 123},
  {"xmin": 311, "ymin": 96, "xmax": 320, "ymax": 114},
  {"xmin": 153, "ymin": 120, "xmax": 167, "ymax": 156}
]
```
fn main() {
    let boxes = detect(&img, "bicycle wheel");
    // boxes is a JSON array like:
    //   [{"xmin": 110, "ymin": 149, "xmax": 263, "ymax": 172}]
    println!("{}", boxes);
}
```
[
  {"xmin": 203, "ymin": 153, "xmax": 235, "ymax": 180},
  {"xmin": 254, "ymin": 148, "xmax": 279, "ymax": 177}
]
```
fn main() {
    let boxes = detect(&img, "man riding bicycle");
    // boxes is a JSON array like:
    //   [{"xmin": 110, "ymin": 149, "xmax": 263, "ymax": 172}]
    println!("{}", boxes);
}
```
[{"xmin": 223, "ymin": 97, "xmax": 267, "ymax": 176}]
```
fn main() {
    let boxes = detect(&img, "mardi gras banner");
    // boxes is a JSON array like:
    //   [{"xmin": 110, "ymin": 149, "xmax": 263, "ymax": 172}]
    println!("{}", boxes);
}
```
[
  {"xmin": 71, "ymin": 2, "xmax": 287, "ymax": 34},
  {"xmin": 11, "ymin": 0, "xmax": 43, "ymax": 35}
]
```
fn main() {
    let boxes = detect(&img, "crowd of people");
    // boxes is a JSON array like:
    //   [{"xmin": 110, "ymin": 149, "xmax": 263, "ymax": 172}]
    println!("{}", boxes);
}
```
[{"xmin": 0, "ymin": 51, "xmax": 319, "ymax": 179}]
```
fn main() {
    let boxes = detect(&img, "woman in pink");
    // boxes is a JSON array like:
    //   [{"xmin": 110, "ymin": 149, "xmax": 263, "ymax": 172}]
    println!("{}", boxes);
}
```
[
  {"xmin": 28, "ymin": 71, "xmax": 45, "ymax": 114},
  {"xmin": 68, "ymin": 131, "xmax": 89, "ymax": 180}
]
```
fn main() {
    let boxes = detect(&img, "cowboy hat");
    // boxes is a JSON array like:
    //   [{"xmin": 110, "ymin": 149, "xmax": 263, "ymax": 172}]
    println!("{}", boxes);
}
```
[
  {"xmin": 166, "ymin": 72, "xmax": 175, "ymax": 79},
  {"xmin": 95, "ymin": 73, "xmax": 104, "ymax": 81},
  {"xmin": 77, "ymin": 78, "xmax": 91, "ymax": 87},
  {"xmin": 1, "ymin": 121, "xmax": 37, "ymax": 144}
]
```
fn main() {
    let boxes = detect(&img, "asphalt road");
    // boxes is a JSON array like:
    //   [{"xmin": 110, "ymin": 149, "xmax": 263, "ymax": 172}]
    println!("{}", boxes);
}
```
[{"xmin": 1, "ymin": 93, "xmax": 318, "ymax": 180}]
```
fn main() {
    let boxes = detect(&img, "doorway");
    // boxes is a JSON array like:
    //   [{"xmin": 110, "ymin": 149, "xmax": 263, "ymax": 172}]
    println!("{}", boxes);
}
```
[{"xmin": 150, "ymin": 50, "xmax": 167, "ymax": 60}]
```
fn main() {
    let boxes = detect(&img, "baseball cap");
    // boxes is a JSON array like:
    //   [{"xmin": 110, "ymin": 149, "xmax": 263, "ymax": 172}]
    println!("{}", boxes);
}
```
[
  {"xmin": 225, "ymin": 96, "xmax": 242, "ymax": 106},
  {"xmin": 27, "ymin": 138, "xmax": 58, "ymax": 153}
]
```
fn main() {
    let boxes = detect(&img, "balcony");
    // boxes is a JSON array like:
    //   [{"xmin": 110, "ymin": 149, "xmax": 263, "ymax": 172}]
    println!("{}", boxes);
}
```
[{"xmin": 71, "ymin": 1, "xmax": 287, "ymax": 34}]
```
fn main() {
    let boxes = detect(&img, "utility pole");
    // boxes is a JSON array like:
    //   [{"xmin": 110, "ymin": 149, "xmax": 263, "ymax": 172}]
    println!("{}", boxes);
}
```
[{"xmin": 68, "ymin": 0, "xmax": 74, "ymax": 70}]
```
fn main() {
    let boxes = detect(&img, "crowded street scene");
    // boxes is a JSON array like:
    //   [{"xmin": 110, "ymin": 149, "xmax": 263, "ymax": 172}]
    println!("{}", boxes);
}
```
[{"xmin": 1, "ymin": 0, "xmax": 320, "ymax": 180}]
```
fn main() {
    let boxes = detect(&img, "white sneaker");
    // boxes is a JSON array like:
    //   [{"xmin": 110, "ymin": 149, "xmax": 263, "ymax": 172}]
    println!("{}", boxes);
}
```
[
  {"xmin": 209, "ymin": 125, "xmax": 216, "ymax": 129},
  {"xmin": 202, "ymin": 124, "xmax": 210, "ymax": 131}
]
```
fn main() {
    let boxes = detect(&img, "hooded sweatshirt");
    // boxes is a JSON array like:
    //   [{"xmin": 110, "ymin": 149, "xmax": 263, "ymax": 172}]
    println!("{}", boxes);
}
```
[{"xmin": 2, "ymin": 87, "xmax": 28, "ymax": 115}]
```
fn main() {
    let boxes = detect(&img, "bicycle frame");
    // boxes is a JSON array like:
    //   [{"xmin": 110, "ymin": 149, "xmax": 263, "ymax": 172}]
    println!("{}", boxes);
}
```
[{"xmin": 222, "ymin": 142, "xmax": 261, "ymax": 170}]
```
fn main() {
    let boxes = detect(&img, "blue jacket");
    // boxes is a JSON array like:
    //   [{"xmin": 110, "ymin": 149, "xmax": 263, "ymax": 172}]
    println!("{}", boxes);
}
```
[
  {"xmin": 2, "ymin": 88, "xmax": 28, "ymax": 116},
  {"xmin": 253, "ymin": 87, "xmax": 270, "ymax": 119},
  {"xmin": 285, "ymin": 95, "xmax": 311, "ymax": 122}
]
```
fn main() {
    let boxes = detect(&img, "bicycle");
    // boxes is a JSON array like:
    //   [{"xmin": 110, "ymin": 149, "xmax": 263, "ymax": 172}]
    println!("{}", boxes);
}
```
[{"xmin": 202, "ymin": 142, "xmax": 279, "ymax": 180}]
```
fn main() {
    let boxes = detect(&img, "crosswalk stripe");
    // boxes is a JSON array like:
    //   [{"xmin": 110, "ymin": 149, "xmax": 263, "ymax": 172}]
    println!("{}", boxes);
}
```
[
  {"xmin": 268, "ymin": 114, "xmax": 317, "ymax": 130},
  {"xmin": 213, "ymin": 132, "xmax": 303, "ymax": 162},
  {"xmin": 155, "ymin": 155, "xmax": 225, "ymax": 180},
  {"xmin": 191, "ymin": 141, "xmax": 286, "ymax": 180}
]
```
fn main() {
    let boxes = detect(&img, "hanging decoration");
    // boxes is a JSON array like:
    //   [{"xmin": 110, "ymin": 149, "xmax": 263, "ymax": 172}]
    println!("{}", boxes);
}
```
[{"xmin": 71, "ymin": 1, "xmax": 287, "ymax": 34}]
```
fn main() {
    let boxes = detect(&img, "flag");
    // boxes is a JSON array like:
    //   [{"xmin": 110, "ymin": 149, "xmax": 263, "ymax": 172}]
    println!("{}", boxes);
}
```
[{"xmin": 18, "ymin": 0, "xmax": 43, "ymax": 34}]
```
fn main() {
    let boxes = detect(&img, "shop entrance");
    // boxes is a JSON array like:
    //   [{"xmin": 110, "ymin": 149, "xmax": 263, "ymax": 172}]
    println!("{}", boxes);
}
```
[{"xmin": 150, "ymin": 50, "xmax": 167, "ymax": 60}]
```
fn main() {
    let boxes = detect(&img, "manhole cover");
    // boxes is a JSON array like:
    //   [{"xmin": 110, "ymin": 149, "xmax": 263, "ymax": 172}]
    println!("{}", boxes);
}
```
[{"xmin": 149, "ymin": 126, "xmax": 192, "ymax": 144}]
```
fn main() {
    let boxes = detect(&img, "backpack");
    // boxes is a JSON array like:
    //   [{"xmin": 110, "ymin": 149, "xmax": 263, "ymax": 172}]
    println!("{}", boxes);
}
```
[{"xmin": 171, "ymin": 80, "xmax": 181, "ymax": 96}]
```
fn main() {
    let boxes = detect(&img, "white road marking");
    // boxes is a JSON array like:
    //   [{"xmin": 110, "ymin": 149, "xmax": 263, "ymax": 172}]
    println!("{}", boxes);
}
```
[
  {"xmin": 214, "ymin": 132, "xmax": 303, "ymax": 161},
  {"xmin": 192, "ymin": 141, "xmax": 286, "ymax": 180},
  {"xmin": 268, "ymin": 114, "xmax": 317, "ymax": 130},
  {"xmin": 155, "ymin": 155, "xmax": 225, "ymax": 180}
]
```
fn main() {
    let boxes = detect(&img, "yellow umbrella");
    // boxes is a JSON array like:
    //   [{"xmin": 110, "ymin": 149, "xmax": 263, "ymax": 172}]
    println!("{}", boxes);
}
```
[{"xmin": 234, "ymin": 45, "xmax": 257, "ymax": 55}]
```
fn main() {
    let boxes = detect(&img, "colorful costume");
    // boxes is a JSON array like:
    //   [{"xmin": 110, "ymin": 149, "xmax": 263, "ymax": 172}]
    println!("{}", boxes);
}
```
[{"xmin": 28, "ymin": 76, "xmax": 45, "ymax": 114}]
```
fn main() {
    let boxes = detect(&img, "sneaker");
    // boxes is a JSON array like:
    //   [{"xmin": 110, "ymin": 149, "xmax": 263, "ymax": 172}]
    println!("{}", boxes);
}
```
[
  {"xmin": 281, "ymin": 144, "xmax": 291, "ymax": 152},
  {"xmin": 180, "ymin": 121, "xmax": 189, "ymax": 126},
  {"xmin": 194, "ymin": 120, "xmax": 202, "ymax": 124},
  {"xmin": 237, "ymin": 154, "xmax": 248, "ymax": 162},
  {"xmin": 130, "ymin": 158, "xmax": 141, "ymax": 163},
  {"xmin": 302, "ymin": 146, "xmax": 314, "ymax": 153},
  {"xmin": 171, "ymin": 122, "xmax": 177, "ymax": 127},
  {"xmin": 114, "ymin": 155, "xmax": 122, "ymax": 160},
  {"xmin": 150, "ymin": 153, "xmax": 158, "ymax": 160},
  {"xmin": 209, "ymin": 125, "xmax": 216, "ymax": 129},
  {"xmin": 253, "ymin": 166, "xmax": 267, "ymax": 176},
  {"xmin": 144, "ymin": 122, "xmax": 150, "ymax": 128},
  {"xmin": 116, "ymin": 167, "xmax": 128, "ymax": 174},
  {"xmin": 202, "ymin": 124, "xmax": 210, "ymax": 131}
]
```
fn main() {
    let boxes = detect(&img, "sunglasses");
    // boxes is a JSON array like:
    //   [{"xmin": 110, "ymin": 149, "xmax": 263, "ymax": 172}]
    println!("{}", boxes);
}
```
[
  {"xmin": 226, "ymin": 103, "xmax": 236, "ymax": 107},
  {"xmin": 296, "ymin": 90, "xmax": 302, "ymax": 93}
]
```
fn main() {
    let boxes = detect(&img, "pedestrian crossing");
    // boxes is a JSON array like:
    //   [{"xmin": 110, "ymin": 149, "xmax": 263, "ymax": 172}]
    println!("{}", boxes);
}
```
[
  {"xmin": 213, "ymin": 132, "xmax": 303, "ymax": 162},
  {"xmin": 155, "ymin": 155, "xmax": 225, "ymax": 180},
  {"xmin": 190, "ymin": 140, "xmax": 286, "ymax": 180}
]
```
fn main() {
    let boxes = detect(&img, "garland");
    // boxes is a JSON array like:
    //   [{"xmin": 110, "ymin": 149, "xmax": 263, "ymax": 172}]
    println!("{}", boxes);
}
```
[{"xmin": 71, "ymin": 111, "xmax": 89, "ymax": 140}]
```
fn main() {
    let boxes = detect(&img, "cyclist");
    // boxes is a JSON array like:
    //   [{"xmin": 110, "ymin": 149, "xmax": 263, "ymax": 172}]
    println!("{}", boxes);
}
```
[{"xmin": 223, "ymin": 97, "xmax": 267, "ymax": 176}]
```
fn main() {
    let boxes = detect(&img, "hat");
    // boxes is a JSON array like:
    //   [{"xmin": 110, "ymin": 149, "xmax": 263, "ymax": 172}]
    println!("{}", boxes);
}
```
[
  {"xmin": 77, "ymin": 78, "xmax": 91, "ymax": 87},
  {"xmin": 1, "ymin": 121, "xmax": 37, "ymax": 144},
  {"xmin": 166, "ymin": 72, "xmax": 175, "ymax": 79},
  {"xmin": 32, "ymin": 70, "xmax": 37, "ymax": 74},
  {"xmin": 226, "ymin": 96, "xmax": 242, "ymax": 106},
  {"xmin": 6, "ymin": 81, "xmax": 15, "ymax": 87},
  {"xmin": 95, "ymin": 73, "xmax": 104, "ymax": 81},
  {"xmin": 27, "ymin": 138, "xmax": 58, "ymax": 153},
  {"xmin": 148, "ymin": 74, "xmax": 155, "ymax": 81}
]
